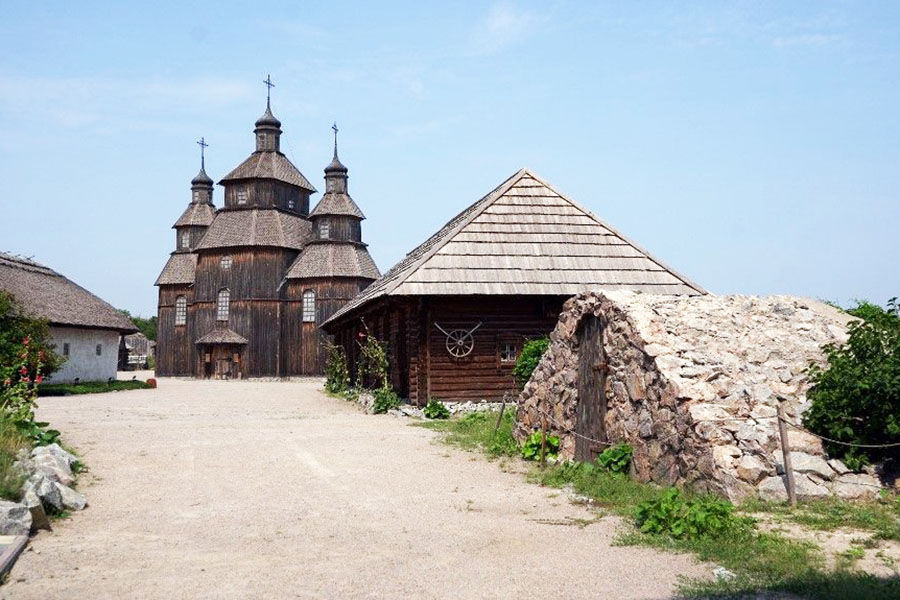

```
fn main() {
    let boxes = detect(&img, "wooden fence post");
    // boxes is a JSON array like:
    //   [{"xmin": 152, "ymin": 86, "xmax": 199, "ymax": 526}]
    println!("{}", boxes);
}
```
[
  {"xmin": 493, "ymin": 394, "xmax": 507, "ymax": 436},
  {"xmin": 777, "ymin": 403, "xmax": 797, "ymax": 507},
  {"xmin": 540, "ymin": 415, "xmax": 547, "ymax": 468}
]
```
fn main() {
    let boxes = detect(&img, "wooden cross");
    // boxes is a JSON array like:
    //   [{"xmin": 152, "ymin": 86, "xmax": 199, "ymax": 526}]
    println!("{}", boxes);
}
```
[
  {"xmin": 263, "ymin": 74, "xmax": 275, "ymax": 105},
  {"xmin": 332, "ymin": 122, "xmax": 339, "ymax": 155},
  {"xmin": 197, "ymin": 137, "xmax": 208, "ymax": 169}
]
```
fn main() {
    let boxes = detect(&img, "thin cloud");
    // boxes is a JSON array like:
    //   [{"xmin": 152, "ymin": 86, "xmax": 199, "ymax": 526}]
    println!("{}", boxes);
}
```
[{"xmin": 468, "ymin": 1, "xmax": 544, "ymax": 56}]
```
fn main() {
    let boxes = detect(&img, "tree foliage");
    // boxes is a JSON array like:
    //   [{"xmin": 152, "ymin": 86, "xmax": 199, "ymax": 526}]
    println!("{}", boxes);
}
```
[
  {"xmin": 803, "ymin": 298, "xmax": 900, "ymax": 470},
  {"xmin": 513, "ymin": 337, "xmax": 550, "ymax": 387},
  {"xmin": 0, "ymin": 290, "xmax": 63, "ymax": 381},
  {"xmin": 118, "ymin": 309, "xmax": 157, "ymax": 341}
]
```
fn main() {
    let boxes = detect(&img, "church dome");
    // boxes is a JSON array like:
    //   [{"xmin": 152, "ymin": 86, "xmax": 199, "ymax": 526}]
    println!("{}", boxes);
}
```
[
  {"xmin": 191, "ymin": 166, "xmax": 214, "ymax": 186},
  {"xmin": 324, "ymin": 154, "xmax": 348, "ymax": 174},
  {"xmin": 255, "ymin": 104, "xmax": 281, "ymax": 129}
]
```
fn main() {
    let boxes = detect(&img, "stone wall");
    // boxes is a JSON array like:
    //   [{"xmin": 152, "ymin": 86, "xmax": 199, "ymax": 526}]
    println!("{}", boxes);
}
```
[{"xmin": 515, "ymin": 291, "xmax": 880, "ymax": 501}]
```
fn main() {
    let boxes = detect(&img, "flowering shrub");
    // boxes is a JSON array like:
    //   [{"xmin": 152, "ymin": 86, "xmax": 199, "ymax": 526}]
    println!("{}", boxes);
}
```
[{"xmin": 0, "ymin": 336, "xmax": 60, "ymax": 446}]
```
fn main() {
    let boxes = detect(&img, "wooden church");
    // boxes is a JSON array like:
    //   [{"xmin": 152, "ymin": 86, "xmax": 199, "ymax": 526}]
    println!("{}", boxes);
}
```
[
  {"xmin": 155, "ymin": 90, "xmax": 379, "ymax": 378},
  {"xmin": 323, "ymin": 169, "xmax": 704, "ymax": 403}
]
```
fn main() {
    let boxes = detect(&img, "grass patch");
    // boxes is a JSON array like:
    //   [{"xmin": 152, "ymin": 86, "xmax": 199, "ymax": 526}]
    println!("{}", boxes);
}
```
[
  {"xmin": 37, "ymin": 380, "xmax": 152, "ymax": 396},
  {"xmin": 424, "ymin": 410, "xmax": 900, "ymax": 599},
  {"xmin": 0, "ymin": 419, "xmax": 30, "ymax": 501},
  {"xmin": 742, "ymin": 496, "xmax": 900, "ymax": 542},
  {"xmin": 416, "ymin": 410, "xmax": 518, "ymax": 458}
]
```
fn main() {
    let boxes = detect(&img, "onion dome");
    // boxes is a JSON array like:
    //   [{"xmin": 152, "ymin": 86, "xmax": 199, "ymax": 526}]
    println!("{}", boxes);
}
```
[
  {"xmin": 255, "ymin": 103, "xmax": 282, "ymax": 130},
  {"xmin": 191, "ymin": 166, "xmax": 214, "ymax": 187}
]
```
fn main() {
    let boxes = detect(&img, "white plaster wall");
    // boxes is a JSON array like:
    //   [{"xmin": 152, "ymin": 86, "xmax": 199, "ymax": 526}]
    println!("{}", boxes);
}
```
[{"xmin": 47, "ymin": 327, "xmax": 121, "ymax": 384}]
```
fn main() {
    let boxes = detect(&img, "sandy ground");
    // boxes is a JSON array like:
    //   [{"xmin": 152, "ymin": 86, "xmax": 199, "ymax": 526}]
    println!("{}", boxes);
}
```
[{"xmin": 3, "ymin": 378, "xmax": 707, "ymax": 599}]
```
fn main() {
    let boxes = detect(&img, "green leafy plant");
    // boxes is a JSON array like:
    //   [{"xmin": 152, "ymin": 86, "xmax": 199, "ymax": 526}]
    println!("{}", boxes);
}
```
[
  {"xmin": 596, "ymin": 443, "xmax": 633, "ymax": 474},
  {"xmin": 802, "ymin": 298, "xmax": 900, "ymax": 470},
  {"xmin": 372, "ymin": 386, "xmax": 401, "ymax": 414},
  {"xmin": 324, "ymin": 344, "xmax": 350, "ymax": 395},
  {"xmin": 424, "ymin": 398, "xmax": 450, "ymax": 419},
  {"xmin": 521, "ymin": 430, "xmax": 560, "ymax": 461},
  {"xmin": 512, "ymin": 337, "xmax": 550, "ymax": 387},
  {"xmin": 635, "ymin": 488, "xmax": 751, "ymax": 539}
]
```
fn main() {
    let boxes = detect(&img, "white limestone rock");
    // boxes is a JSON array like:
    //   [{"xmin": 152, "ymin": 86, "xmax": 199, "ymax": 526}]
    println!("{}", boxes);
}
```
[
  {"xmin": 32, "ymin": 443, "xmax": 79, "ymax": 470},
  {"xmin": 54, "ymin": 483, "xmax": 87, "ymax": 511},
  {"xmin": 830, "ymin": 473, "xmax": 880, "ymax": 500},
  {"xmin": 775, "ymin": 451, "xmax": 835, "ymax": 481},
  {"xmin": 32, "ymin": 453, "xmax": 75, "ymax": 487}
]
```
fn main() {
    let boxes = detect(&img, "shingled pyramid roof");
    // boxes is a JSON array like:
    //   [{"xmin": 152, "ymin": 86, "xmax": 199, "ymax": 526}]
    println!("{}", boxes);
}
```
[
  {"xmin": 325, "ymin": 169, "xmax": 704, "ymax": 325},
  {"xmin": 219, "ymin": 152, "xmax": 316, "ymax": 193}
]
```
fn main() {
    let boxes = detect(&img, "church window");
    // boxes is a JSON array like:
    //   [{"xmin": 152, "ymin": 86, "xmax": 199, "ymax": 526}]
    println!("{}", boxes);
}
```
[
  {"xmin": 288, "ymin": 199, "xmax": 295, "ymax": 210},
  {"xmin": 302, "ymin": 290, "xmax": 316, "ymax": 323},
  {"xmin": 237, "ymin": 189, "xmax": 248, "ymax": 205},
  {"xmin": 62, "ymin": 343, "xmax": 70, "ymax": 357},
  {"xmin": 319, "ymin": 221, "xmax": 330, "ymax": 239},
  {"xmin": 217, "ymin": 289, "xmax": 230, "ymax": 321},
  {"xmin": 220, "ymin": 255, "xmax": 232, "ymax": 270},
  {"xmin": 175, "ymin": 296, "xmax": 187, "ymax": 326},
  {"xmin": 257, "ymin": 133, "xmax": 266, "ymax": 150},
  {"xmin": 96, "ymin": 344, "xmax": 102, "ymax": 356},
  {"xmin": 193, "ymin": 190, "xmax": 199, "ymax": 201},
  {"xmin": 181, "ymin": 231, "xmax": 190, "ymax": 248}
]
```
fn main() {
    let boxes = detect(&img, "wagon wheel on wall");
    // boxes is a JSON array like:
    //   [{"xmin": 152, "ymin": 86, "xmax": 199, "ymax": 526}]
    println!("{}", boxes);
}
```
[{"xmin": 434, "ymin": 322, "xmax": 482, "ymax": 358}]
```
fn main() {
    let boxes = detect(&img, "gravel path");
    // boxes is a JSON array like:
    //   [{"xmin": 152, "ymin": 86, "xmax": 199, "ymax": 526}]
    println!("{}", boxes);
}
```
[{"xmin": 3, "ymin": 378, "xmax": 706, "ymax": 599}]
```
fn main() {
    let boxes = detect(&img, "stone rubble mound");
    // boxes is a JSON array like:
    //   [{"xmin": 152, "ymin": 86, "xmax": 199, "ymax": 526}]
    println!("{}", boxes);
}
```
[
  {"xmin": 0, "ymin": 443, "xmax": 88, "ymax": 535},
  {"xmin": 516, "ymin": 290, "xmax": 881, "ymax": 501}
]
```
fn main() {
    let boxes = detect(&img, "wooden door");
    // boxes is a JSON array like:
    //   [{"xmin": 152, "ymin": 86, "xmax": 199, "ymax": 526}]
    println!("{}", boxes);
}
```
[{"xmin": 575, "ymin": 315, "xmax": 607, "ymax": 461}]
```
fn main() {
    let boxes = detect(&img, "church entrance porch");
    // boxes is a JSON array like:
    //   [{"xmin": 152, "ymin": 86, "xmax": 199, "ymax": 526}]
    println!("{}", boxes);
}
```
[{"xmin": 194, "ymin": 328, "xmax": 249, "ymax": 380}]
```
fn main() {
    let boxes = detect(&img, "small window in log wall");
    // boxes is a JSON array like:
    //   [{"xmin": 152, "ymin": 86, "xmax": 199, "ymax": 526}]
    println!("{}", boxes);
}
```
[
  {"xmin": 193, "ymin": 190, "xmax": 199, "ymax": 201},
  {"xmin": 499, "ymin": 342, "xmax": 518, "ymax": 363},
  {"xmin": 217, "ymin": 289, "xmax": 230, "ymax": 321},
  {"xmin": 319, "ymin": 221, "xmax": 329, "ymax": 239},
  {"xmin": 181, "ymin": 231, "xmax": 190, "ymax": 248},
  {"xmin": 237, "ymin": 189, "xmax": 248, "ymax": 205},
  {"xmin": 288, "ymin": 199, "xmax": 295, "ymax": 210},
  {"xmin": 175, "ymin": 295, "xmax": 187, "ymax": 325},
  {"xmin": 302, "ymin": 290, "xmax": 316, "ymax": 322},
  {"xmin": 220, "ymin": 255, "xmax": 232, "ymax": 270}
]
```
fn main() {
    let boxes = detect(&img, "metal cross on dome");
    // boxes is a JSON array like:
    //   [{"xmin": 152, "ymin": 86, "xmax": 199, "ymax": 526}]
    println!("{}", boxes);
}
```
[
  {"xmin": 196, "ymin": 137, "xmax": 208, "ymax": 169},
  {"xmin": 263, "ymin": 74, "xmax": 275, "ymax": 105}
]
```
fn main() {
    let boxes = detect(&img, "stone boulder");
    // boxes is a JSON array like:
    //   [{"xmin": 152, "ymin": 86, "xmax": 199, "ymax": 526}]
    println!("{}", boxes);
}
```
[
  {"xmin": 0, "ymin": 501, "xmax": 32, "ymax": 535},
  {"xmin": 25, "ymin": 473, "xmax": 63, "ymax": 512},
  {"xmin": 32, "ymin": 453, "xmax": 75, "ymax": 487},
  {"xmin": 54, "ymin": 483, "xmax": 87, "ymax": 511},
  {"xmin": 32, "ymin": 444, "xmax": 79, "ymax": 470}
]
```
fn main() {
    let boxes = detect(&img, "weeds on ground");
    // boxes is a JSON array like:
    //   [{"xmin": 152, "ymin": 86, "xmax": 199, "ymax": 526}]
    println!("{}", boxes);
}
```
[
  {"xmin": 742, "ymin": 496, "xmax": 900, "ymax": 542},
  {"xmin": 37, "ymin": 380, "xmax": 152, "ymax": 396},
  {"xmin": 417, "ymin": 410, "xmax": 518, "ymax": 458},
  {"xmin": 424, "ymin": 410, "xmax": 900, "ymax": 599},
  {"xmin": 0, "ymin": 419, "xmax": 29, "ymax": 501}
]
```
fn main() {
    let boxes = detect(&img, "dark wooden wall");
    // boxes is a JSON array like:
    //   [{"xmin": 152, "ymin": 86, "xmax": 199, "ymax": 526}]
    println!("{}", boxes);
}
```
[
  {"xmin": 156, "ymin": 284, "xmax": 196, "ymax": 376},
  {"xmin": 222, "ymin": 180, "xmax": 309, "ymax": 215},
  {"xmin": 327, "ymin": 295, "xmax": 565, "ymax": 404}
]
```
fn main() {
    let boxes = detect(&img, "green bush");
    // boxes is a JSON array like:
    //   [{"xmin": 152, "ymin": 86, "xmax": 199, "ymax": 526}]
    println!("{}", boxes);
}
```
[
  {"xmin": 513, "ymin": 337, "xmax": 550, "ymax": 387},
  {"xmin": 324, "ymin": 345, "xmax": 350, "ymax": 395},
  {"xmin": 596, "ymin": 443, "xmax": 633, "ymax": 473},
  {"xmin": 636, "ymin": 488, "xmax": 751, "ymax": 539},
  {"xmin": 803, "ymin": 298, "xmax": 900, "ymax": 470},
  {"xmin": 0, "ymin": 418, "xmax": 30, "ymax": 501},
  {"xmin": 424, "ymin": 398, "xmax": 450, "ymax": 419},
  {"xmin": 372, "ymin": 386, "xmax": 401, "ymax": 414},
  {"xmin": 37, "ymin": 380, "xmax": 151, "ymax": 396},
  {"xmin": 521, "ymin": 430, "xmax": 560, "ymax": 461}
]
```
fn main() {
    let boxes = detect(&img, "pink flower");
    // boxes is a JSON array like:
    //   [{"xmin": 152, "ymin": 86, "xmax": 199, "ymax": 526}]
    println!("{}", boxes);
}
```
[
  {"xmin": 21, "ymin": 376, "xmax": 30, "ymax": 383},
  {"xmin": 35, "ymin": 375, "xmax": 43, "ymax": 384},
  {"xmin": 22, "ymin": 336, "xmax": 30, "ymax": 346},
  {"xmin": 19, "ymin": 366, "xmax": 28, "ymax": 376}
]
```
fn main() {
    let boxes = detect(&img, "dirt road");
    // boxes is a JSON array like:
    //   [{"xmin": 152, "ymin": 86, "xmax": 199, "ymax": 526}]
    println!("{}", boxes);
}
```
[{"xmin": 3, "ymin": 378, "xmax": 706, "ymax": 599}]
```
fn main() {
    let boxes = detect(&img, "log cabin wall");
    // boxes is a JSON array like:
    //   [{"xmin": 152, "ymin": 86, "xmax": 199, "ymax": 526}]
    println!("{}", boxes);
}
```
[
  {"xmin": 156, "ymin": 284, "xmax": 195, "ymax": 375},
  {"xmin": 223, "ymin": 181, "xmax": 309, "ymax": 216}
]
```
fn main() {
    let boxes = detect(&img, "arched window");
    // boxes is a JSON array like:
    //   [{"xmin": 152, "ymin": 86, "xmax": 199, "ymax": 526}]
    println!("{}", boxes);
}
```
[
  {"xmin": 302, "ymin": 290, "xmax": 316, "ymax": 323},
  {"xmin": 217, "ymin": 289, "xmax": 230, "ymax": 321},
  {"xmin": 175, "ymin": 295, "xmax": 187, "ymax": 326},
  {"xmin": 220, "ymin": 255, "xmax": 232, "ymax": 270}
]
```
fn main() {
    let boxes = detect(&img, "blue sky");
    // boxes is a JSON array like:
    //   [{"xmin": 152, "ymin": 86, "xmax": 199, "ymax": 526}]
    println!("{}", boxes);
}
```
[{"xmin": 1, "ymin": 1, "xmax": 897, "ymax": 317}]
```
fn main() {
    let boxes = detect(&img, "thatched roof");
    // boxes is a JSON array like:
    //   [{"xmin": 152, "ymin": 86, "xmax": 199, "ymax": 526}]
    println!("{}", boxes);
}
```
[
  {"xmin": 173, "ymin": 202, "xmax": 215, "ymax": 228},
  {"xmin": 195, "ymin": 328, "xmax": 248, "ymax": 345},
  {"xmin": 285, "ymin": 243, "xmax": 380, "ymax": 280},
  {"xmin": 309, "ymin": 192, "xmax": 365, "ymax": 219},
  {"xmin": 155, "ymin": 253, "xmax": 197, "ymax": 285},
  {"xmin": 196, "ymin": 209, "xmax": 311, "ymax": 251},
  {"xmin": 0, "ymin": 252, "xmax": 137, "ymax": 333},
  {"xmin": 219, "ymin": 152, "xmax": 316, "ymax": 193},
  {"xmin": 325, "ymin": 169, "xmax": 704, "ymax": 326}
]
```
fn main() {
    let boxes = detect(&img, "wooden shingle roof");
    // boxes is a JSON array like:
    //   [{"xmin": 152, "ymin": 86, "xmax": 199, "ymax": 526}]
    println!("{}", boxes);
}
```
[
  {"xmin": 155, "ymin": 253, "xmax": 197, "ymax": 285},
  {"xmin": 173, "ymin": 203, "xmax": 215, "ymax": 228},
  {"xmin": 195, "ymin": 209, "xmax": 312, "ymax": 251},
  {"xmin": 309, "ymin": 192, "xmax": 365, "ymax": 219},
  {"xmin": 0, "ymin": 252, "xmax": 137, "ymax": 332},
  {"xmin": 325, "ymin": 169, "xmax": 705, "ymax": 325},
  {"xmin": 285, "ymin": 243, "xmax": 380, "ymax": 280},
  {"xmin": 219, "ymin": 152, "xmax": 316, "ymax": 193}
]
